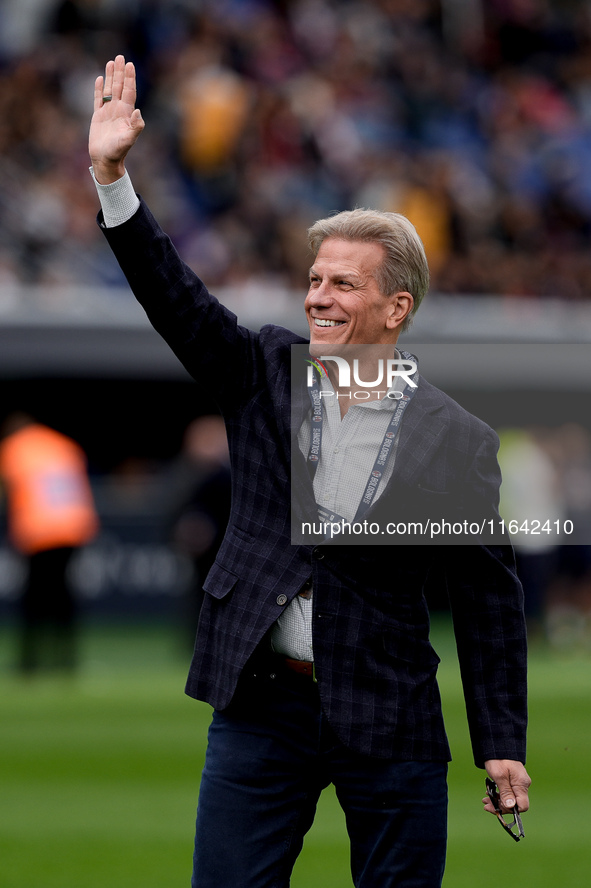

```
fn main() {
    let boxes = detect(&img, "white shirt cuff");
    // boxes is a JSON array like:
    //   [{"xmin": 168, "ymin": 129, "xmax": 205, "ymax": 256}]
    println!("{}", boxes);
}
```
[{"xmin": 89, "ymin": 167, "xmax": 140, "ymax": 228}]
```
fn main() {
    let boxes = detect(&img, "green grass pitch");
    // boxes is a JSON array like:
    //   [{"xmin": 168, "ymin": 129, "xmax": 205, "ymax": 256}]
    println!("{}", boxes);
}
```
[{"xmin": 0, "ymin": 617, "xmax": 589, "ymax": 887}]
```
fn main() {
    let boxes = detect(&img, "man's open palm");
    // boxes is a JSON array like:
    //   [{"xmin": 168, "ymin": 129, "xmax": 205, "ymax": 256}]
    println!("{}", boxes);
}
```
[{"xmin": 89, "ymin": 55, "xmax": 144, "ymax": 182}]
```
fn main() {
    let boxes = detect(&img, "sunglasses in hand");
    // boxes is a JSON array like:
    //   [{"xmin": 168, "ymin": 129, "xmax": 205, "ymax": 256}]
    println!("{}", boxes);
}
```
[{"xmin": 485, "ymin": 778, "xmax": 525, "ymax": 842}]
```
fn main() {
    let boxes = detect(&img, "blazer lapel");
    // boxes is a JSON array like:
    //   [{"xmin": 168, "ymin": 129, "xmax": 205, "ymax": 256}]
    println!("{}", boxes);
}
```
[
  {"xmin": 385, "ymin": 378, "xmax": 449, "ymax": 490},
  {"xmin": 290, "ymin": 346, "xmax": 320, "ymax": 524}
]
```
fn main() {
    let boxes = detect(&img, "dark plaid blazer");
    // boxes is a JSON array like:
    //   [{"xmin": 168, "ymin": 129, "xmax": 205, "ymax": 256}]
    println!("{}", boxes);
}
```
[{"xmin": 101, "ymin": 200, "xmax": 528, "ymax": 765}]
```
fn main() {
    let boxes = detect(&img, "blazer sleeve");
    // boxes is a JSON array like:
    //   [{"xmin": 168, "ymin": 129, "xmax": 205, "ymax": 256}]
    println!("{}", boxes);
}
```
[
  {"xmin": 98, "ymin": 198, "xmax": 261, "ymax": 406},
  {"xmin": 444, "ymin": 429, "xmax": 528, "ymax": 768}
]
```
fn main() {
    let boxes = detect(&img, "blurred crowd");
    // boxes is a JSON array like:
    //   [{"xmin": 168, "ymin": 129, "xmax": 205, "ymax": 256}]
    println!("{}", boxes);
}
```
[
  {"xmin": 3, "ymin": 0, "xmax": 591, "ymax": 301},
  {"xmin": 498, "ymin": 422, "xmax": 591, "ymax": 650}
]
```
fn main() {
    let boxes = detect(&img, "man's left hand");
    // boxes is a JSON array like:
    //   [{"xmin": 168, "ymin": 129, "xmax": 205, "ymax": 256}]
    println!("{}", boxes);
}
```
[{"xmin": 483, "ymin": 759, "xmax": 531, "ymax": 814}]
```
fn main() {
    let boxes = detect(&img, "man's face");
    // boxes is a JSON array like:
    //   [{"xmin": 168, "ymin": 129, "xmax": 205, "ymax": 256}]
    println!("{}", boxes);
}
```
[{"xmin": 305, "ymin": 238, "xmax": 409, "ymax": 348}]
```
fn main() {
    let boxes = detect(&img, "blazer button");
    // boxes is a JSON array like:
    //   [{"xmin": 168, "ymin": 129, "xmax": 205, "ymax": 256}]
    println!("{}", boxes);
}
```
[
  {"xmin": 276, "ymin": 594, "xmax": 288, "ymax": 606},
  {"xmin": 313, "ymin": 547, "xmax": 324, "ymax": 560}
]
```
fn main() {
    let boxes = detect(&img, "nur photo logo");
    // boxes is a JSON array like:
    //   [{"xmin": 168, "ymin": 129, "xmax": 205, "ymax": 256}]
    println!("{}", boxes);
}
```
[{"xmin": 305, "ymin": 352, "xmax": 417, "ymax": 401}]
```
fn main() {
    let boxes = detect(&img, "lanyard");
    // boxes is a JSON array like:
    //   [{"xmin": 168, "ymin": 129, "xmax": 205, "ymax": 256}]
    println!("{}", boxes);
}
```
[{"xmin": 306, "ymin": 350, "xmax": 418, "ymax": 526}]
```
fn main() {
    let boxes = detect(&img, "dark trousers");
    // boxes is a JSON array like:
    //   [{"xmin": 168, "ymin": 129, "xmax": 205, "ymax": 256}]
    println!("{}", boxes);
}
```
[
  {"xmin": 19, "ymin": 546, "xmax": 77, "ymax": 672},
  {"xmin": 192, "ymin": 661, "xmax": 448, "ymax": 888}
]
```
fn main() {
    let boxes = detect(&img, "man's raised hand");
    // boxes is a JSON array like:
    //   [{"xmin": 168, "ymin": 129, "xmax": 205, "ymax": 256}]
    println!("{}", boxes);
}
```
[{"xmin": 89, "ymin": 55, "xmax": 144, "ymax": 184}]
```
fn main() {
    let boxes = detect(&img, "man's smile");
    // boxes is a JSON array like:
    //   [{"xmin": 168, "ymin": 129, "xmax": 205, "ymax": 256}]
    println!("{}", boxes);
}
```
[{"xmin": 314, "ymin": 318, "xmax": 346, "ymax": 327}]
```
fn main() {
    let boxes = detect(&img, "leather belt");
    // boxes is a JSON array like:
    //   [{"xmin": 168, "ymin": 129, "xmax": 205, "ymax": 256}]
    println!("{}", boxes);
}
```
[{"xmin": 283, "ymin": 657, "xmax": 314, "ymax": 678}]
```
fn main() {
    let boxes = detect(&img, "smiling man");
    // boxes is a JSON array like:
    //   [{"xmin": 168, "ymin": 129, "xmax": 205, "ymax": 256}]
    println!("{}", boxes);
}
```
[
  {"xmin": 307, "ymin": 238, "xmax": 410, "ymax": 345},
  {"xmin": 306, "ymin": 211, "xmax": 424, "ymax": 347},
  {"xmin": 303, "ymin": 211, "xmax": 423, "ymax": 419},
  {"xmin": 89, "ymin": 56, "xmax": 530, "ymax": 888}
]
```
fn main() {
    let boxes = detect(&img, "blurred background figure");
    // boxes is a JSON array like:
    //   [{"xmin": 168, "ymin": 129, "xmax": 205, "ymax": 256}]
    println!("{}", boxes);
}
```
[
  {"xmin": 0, "ymin": 413, "xmax": 99, "ymax": 673},
  {"xmin": 545, "ymin": 423, "xmax": 591, "ymax": 650},
  {"xmin": 498, "ymin": 426, "xmax": 564, "ymax": 639},
  {"xmin": 164, "ymin": 415, "xmax": 231, "ymax": 649}
]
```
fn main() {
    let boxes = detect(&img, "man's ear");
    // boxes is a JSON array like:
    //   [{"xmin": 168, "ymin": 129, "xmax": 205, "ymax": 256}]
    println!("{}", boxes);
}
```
[{"xmin": 386, "ymin": 291, "xmax": 414, "ymax": 330}]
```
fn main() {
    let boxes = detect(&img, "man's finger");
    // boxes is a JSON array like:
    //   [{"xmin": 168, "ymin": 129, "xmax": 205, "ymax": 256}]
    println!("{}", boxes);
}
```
[
  {"xmin": 103, "ymin": 59, "xmax": 115, "ymax": 100},
  {"xmin": 121, "ymin": 61, "xmax": 137, "ymax": 108},
  {"xmin": 93, "ymin": 75, "xmax": 104, "ymax": 113},
  {"xmin": 111, "ymin": 54, "xmax": 126, "ymax": 101},
  {"xmin": 512, "ymin": 783, "xmax": 530, "ymax": 813},
  {"xmin": 482, "ymin": 795, "xmax": 496, "ymax": 813},
  {"xmin": 495, "ymin": 777, "xmax": 517, "ymax": 810}
]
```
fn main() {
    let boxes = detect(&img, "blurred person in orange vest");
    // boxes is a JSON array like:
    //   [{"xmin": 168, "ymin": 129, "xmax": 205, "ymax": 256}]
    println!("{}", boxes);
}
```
[{"xmin": 0, "ymin": 413, "xmax": 99, "ymax": 673}]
